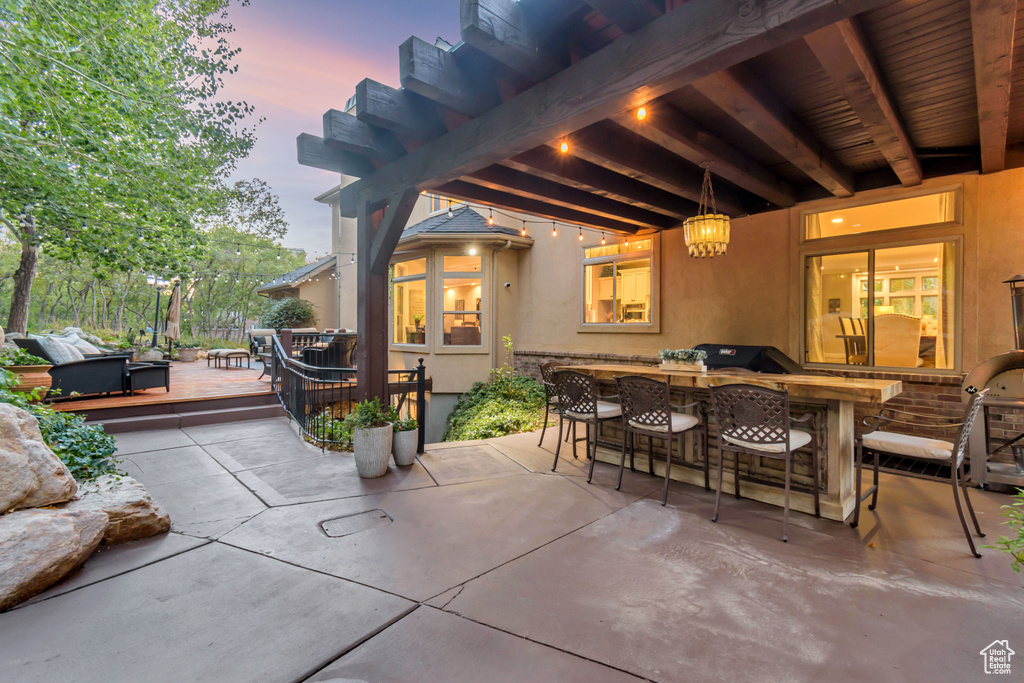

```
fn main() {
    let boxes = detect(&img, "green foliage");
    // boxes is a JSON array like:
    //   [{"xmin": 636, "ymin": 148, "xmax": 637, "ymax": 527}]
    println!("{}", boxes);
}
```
[
  {"xmin": 343, "ymin": 397, "xmax": 391, "ymax": 431},
  {"xmin": 385, "ymin": 404, "xmax": 417, "ymax": 432},
  {"xmin": 659, "ymin": 348, "xmax": 708, "ymax": 363},
  {"xmin": 444, "ymin": 374, "xmax": 545, "ymax": 442},
  {"xmin": 0, "ymin": 347, "xmax": 49, "ymax": 366},
  {"xmin": 259, "ymin": 297, "xmax": 317, "ymax": 330},
  {"xmin": 0, "ymin": 369, "xmax": 118, "ymax": 481},
  {"xmin": 986, "ymin": 488, "xmax": 1024, "ymax": 572},
  {"xmin": 306, "ymin": 409, "xmax": 352, "ymax": 451}
]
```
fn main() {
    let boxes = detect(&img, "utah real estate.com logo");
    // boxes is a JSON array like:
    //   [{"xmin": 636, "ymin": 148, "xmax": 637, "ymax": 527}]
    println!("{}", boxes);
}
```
[{"xmin": 980, "ymin": 640, "xmax": 1014, "ymax": 675}]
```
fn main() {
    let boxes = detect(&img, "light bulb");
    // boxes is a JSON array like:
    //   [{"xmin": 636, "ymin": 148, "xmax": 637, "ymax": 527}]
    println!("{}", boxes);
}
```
[
  {"xmin": 578, "ymin": 227, "xmax": 583, "ymax": 241},
  {"xmin": 601, "ymin": 233, "xmax": 606, "ymax": 245},
  {"xmin": 469, "ymin": 247, "xmax": 477, "ymax": 256},
  {"xmin": 351, "ymin": 255, "xmax": 355, "ymax": 264},
  {"xmin": 235, "ymin": 247, "xmax": 240, "ymax": 256},
  {"xmin": 521, "ymin": 222, "xmax": 527, "ymax": 237},
  {"xmin": 559, "ymin": 141, "xmax": 569, "ymax": 154},
  {"xmin": 448, "ymin": 206, "xmax": 453, "ymax": 218},
  {"xmin": 636, "ymin": 106, "xmax": 647, "ymax": 120},
  {"xmin": 551, "ymin": 223, "xmax": 557, "ymax": 237},
  {"xmin": 488, "ymin": 209, "xmax": 494, "ymax": 226}
]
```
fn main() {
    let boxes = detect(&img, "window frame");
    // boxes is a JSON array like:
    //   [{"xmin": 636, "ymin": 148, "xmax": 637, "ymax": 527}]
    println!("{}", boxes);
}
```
[
  {"xmin": 800, "ymin": 185, "xmax": 963, "ymax": 244},
  {"xmin": 800, "ymin": 235, "xmax": 963, "ymax": 374},
  {"xmin": 390, "ymin": 255, "xmax": 429, "ymax": 349},
  {"xmin": 578, "ymin": 235, "xmax": 660, "ymax": 334},
  {"xmin": 437, "ymin": 249, "xmax": 488, "ymax": 353}
]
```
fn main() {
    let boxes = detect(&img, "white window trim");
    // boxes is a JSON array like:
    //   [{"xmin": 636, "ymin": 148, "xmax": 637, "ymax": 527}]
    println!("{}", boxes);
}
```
[
  {"xmin": 390, "ymin": 254, "xmax": 430, "ymax": 351},
  {"xmin": 578, "ymin": 234, "xmax": 660, "ymax": 334},
  {"xmin": 436, "ymin": 250, "xmax": 489, "ymax": 354}
]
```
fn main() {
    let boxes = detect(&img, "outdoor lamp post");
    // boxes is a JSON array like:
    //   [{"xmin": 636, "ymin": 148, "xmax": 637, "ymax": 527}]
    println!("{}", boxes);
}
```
[
  {"xmin": 146, "ymin": 275, "xmax": 170, "ymax": 347},
  {"xmin": 1005, "ymin": 275, "xmax": 1024, "ymax": 350}
]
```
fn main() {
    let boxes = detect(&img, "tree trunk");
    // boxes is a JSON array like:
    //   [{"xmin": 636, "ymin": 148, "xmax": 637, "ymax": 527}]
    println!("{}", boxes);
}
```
[{"xmin": 6, "ymin": 216, "xmax": 39, "ymax": 335}]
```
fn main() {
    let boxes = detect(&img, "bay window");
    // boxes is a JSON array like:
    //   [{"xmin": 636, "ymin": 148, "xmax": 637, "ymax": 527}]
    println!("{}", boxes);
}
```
[
  {"xmin": 392, "ymin": 258, "xmax": 427, "ymax": 345},
  {"xmin": 442, "ymin": 254, "xmax": 482, "ymax": 346}
]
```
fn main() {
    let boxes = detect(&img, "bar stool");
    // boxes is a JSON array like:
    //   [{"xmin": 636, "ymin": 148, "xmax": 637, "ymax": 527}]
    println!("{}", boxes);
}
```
[
  {"xmin": 537, "ymin": 361, "xmax": 562, "ymax": 447},
  {"xmin": 709, "ymin": 384, "xmax": 820, "ymax": 542},
  {"xmin": 852, "ymin": 388, "xmax": 988, "ymax": 557},
  {"xmin": 552, "ymin": 369, "xmax": 621, "ymax": 473},
  {"xmin": 613, "ymin": 375, "xmax": 706, "ymax": 505}
]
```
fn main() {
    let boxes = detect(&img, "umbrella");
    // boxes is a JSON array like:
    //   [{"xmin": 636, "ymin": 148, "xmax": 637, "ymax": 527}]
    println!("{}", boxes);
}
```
[{"xmin": 165, "ymin": 284, "xmax": 181, "ymax": 342}]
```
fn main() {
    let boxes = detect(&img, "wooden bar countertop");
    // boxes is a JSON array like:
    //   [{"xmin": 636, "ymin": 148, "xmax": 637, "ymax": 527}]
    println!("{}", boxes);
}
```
[{"xmin": 568, "ymin": 364, "xmax": 902, "ymax": 403}]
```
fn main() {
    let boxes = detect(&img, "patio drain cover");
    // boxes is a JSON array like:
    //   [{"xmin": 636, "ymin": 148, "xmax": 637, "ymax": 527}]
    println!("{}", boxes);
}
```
[{"xmin": 321, "ymin": 509, "xmax": 393, "ymax": 538}]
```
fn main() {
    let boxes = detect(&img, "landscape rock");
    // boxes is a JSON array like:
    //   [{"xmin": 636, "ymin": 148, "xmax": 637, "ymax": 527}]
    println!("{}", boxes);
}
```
[
  {"xmin": 62, "ymin": 475, "xmax": 170, "ymax": 545},
  {"xmin": 136, "ymin": 349, "xmax": 165, "ymax": 362},
  {"xmin": 0, "ymin": 403, "xmax": 77, "ymax": 513},
  {"xmin": 0, "ymin": 508, "xmax": 108, "ymax": 611}
]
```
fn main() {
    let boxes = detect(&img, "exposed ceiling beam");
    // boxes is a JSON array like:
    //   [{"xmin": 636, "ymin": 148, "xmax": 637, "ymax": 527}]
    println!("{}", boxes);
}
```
[
  {"xmin": 399, "ymin": 35, "xmax": 500, "ymax": 116},
  {"xmin": 322, "ymin": 109, "xmax": 406, "ymax": 163},
  {"xmin": 505, "ymin": 146, "xmax": 696, "ymax": 220},
  {"xmin": 460, "ymin": 0, "xmax": 563, "ymax": 79},
  {"xmin": 970, "ymin": 0, "xmax": 1017, "ymax": 173},
  {"xmin": 613, "ymin": 103, "xmax": 797, "ymax": 207},
  {"xmin": 568, "ymin": 122, "xmax": 749, "ymax": 215},
  {"xmin": 693, "ymin": 67, "xmax": 855, "ymax": 197},
  {"xmin": 353, "ymin": 78, "xmax": 447, "ymax": 139},
  {"xmin": 296, "ymin": 133, "xmax": 373, "ymax": 177},
  {"xmin": 465, "ymin": 164, "xmax": 677, "ymax": 228},
  {"xmin": 434, "ymin": 180, "xmax": 641, "ymax": 233},
  {"xmin": 334, "ymin": 0, "xmax": 891, "ymax": 216},
  {"xmin": 585, "ymin": 0, "xmax": 663, "ymax": 33},
  {"xmin": 805, "ymin": 19, "xmax": 922, "ymax": 186}
]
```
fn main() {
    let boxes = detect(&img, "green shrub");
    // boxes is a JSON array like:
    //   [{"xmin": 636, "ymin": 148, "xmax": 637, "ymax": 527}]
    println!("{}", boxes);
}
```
[
  {"xmin": 0, "ymin": 347, "xmax": 49, "ymax": 366},
  {"xmin": 260, "ymin": 297, "xmax": 317, "ymax": 330},
  {"xmin": 0, "ymin": 369, "xmax": 119, "ymax": 481},
  {"xmin": 306, "ymin": 409, "xmax": 352, "ymax": 451},
  {"xmin": 444, "ymin": 373, "xmax": 545, "ymax": 442},
  {"xmin": 987, "ymin": 488, "xmax": 1024, "ymax": 572}
]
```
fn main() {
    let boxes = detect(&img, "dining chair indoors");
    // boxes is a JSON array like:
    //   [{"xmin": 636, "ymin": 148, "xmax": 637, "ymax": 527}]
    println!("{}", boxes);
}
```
[
  {"xmin": 852, "ymin": 387, "xmax": 988, "ymax": 557},
  {"xmin": 551, "ymin": 369, "xmax": 621, "ymax": 473},
  {"xmin": 709, "ymin": 384, "xmax": 820, "ymax": 542},
  {"xmin": 613, "ymin": 375, "xmax": 706, "ymax": 505}
]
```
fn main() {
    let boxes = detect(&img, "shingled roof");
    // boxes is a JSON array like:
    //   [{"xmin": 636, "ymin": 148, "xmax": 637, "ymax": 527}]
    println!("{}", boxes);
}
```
[
  {"xmin": 257, "ymin": 254, "xmax": 337, "ymax": 293},
  {"xmin": 400, "ymin": 205, "xmax": 520, "ymax": 240}
]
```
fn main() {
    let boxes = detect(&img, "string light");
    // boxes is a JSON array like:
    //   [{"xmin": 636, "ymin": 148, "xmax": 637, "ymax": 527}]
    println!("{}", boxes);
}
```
[
  {"xmin": 601, "ymin": 232, "xmax": 606, "ymax": 245},
  {"xmin": 235, "ymin": 246, "xmax": 241, "ymax": 256},
  {"xmin": 448, "ymin": 204, "xmax": 453, "ymax": 218},
  {"xmin": 521, "ymin": 220, "xmax": 527, "ymax": 237},
  {"xmin": 559, "ymin": 141, "xmax": 569, "ymax": 154},
  {"xmin": 488, "ymin": 209, "xmax": 494, "ymax": 226},
  {"xmin": 351, "ymin": 255, "xmax": 355, "ymax": 264},
  {"xmin": 578, "ymin": 226, "xmax": 583, "ymax": 241},
  {"xmin": 636, "ymin": 106, "xmax": 647, "ymax": 120},
  {"xmin": 551, "ymin": 222, "xmax": 557, "ymax": 237}
]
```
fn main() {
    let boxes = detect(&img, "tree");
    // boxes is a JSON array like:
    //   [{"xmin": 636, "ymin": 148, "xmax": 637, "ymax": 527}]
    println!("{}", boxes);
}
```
[
  {"xmin": 212, "ymin": 178, "xmax": 289, "ymax": 240},
  {"xmin": 0, "ymin": 0, "xmax": 256, "ymax": 333}
]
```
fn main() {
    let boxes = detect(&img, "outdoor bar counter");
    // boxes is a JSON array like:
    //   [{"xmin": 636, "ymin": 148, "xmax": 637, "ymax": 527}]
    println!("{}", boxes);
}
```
[{"xmin": 570, "ymin": 364, "xmax": 903, "ymax": 522}]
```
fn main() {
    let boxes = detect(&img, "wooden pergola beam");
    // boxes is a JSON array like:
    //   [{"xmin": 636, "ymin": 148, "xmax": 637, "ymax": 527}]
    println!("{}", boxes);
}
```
[
  {"xmin": 568, "ymin": 122, "xmax": 750, "ymax": 216},
  {"xmin": 296, "ymin": 133, "xmax": 373, "ymax": 177},
  {"xmin": 333, "ymin": 0, "xmax": 890, "ymax": 217},
  {"xmin": 399, "ymin": 35, "xmax": 500, "ymax": 116},
  {"xmin": 693, "ymin": 67, "xmax": 855, "ymax": 197},
  {"xmin": 435, "ymin": 179, "xmax": 641, "ymax": 233},
  {"xmin": 585, "ymin": 0, "xmax": 663, "ymax": 33},
  {"xmin": 466, "ymin": 164, "xmax": 677, "ymax": 228},
  {"xmin": 460, "ymin": 0, "xmax": 558, "ymax": 78},
  {"xmin": 505, "ymin": 146, "xmax": 696, "ymax": 220},
  {"xmin": 322, "ymin": 109, "xmax": 406, "ymax": 163},
  {"xmin": 354, "ymin": 78, "xmax": 446, "ymax": 138},
  {"xmin": 805, "ymin": 19, "xmax": 922, "ymax": 186},
  {"xmin": 970, "ymin": 0, "xmax": 1017, "ymax": 174},
  {"xmin": 614, "ymin": 103, "xmax": 797, "ymax": 207}
]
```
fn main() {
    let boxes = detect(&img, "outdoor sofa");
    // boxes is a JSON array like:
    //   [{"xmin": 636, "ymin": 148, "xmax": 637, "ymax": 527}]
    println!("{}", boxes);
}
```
[{"xmin": 14, "ymin": 337, "xmax": 167, "ymax": 400}]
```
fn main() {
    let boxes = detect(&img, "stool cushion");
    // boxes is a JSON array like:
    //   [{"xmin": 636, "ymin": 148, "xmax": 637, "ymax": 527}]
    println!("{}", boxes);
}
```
[
  {"xmin": 861, "ymin": 431, "xmax": 953, "ymax": 460},
  {"xmin": 722, "ymin": 429, "xmax": 812, "ymax": 454},
  {"xmin": 629, "ymin": 413, "xmax": 699, "ymax": 433},
  {"xmin": 210, "ymin": 348, "xmax": 248, "ymax": 357},
  {"xmin": 566, "ymin": 401, "xmax": 621, "ymax": 420}
]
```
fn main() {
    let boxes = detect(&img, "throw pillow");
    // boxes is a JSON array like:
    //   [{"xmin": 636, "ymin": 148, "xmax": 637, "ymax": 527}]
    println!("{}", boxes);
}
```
[
  {"xmin": 61, "ymin": 332, "xmax": 102, "ymax": 355},
  {"xmin": 32, "ymin": 335, "xmax": 75, "ymax": 364}
]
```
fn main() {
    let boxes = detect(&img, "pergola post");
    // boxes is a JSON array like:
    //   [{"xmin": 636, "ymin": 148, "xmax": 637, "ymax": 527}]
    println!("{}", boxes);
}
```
[{"xmin": 355, "ymin": 188, "xmax": 420, "ymax": 403}]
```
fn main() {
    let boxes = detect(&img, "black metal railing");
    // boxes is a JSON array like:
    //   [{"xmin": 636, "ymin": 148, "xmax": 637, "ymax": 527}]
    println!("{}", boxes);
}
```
[{"xmin": 270, "ymin": 333, "xmax": 428, "ymax": 451}]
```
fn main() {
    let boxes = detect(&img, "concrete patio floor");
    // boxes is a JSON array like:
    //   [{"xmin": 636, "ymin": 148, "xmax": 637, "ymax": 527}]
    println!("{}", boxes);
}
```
[{"xmin": 1, "ymin": 417, "xmax": 1021, "ymax": 682}]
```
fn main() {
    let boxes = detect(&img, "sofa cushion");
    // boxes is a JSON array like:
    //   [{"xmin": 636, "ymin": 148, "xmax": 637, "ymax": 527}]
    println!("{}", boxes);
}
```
[
  {"xmin": 31, "ymin": 335, "xmax": 78, "ymax": 364},
  {"xmin": 61, "ymin": 332, "xmax": 102, "ymax": 355}
]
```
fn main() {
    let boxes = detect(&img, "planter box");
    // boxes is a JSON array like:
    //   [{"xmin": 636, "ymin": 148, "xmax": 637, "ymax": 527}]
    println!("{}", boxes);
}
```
[
  {"xmin": 392, "ymin": 429, "xmax": 418, "ymax": 466},
  {"xmin": 7, "ymin": 364, "xmax": 53, "ymax": 395},
  {"xmin": 659, "ymin": 361, "xmax": 705, "ymax": 372},
  {"xmin": 352, "ymin": 423, "xmax": 393, "ymax": 478}
]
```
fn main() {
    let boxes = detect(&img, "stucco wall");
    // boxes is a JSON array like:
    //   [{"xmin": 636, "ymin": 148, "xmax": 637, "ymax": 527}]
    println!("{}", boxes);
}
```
[{"xmin": 297, "ymin": 277, "xmax": 338, "ymax": 330}]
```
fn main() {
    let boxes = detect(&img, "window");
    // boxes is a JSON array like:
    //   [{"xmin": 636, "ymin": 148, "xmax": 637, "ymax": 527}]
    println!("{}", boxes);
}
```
[
  {"xmin": 805, "ymin": 242, "xmax": 958, "ymax": 370},
  {"xmin": 804, "ymin": 189, "xmax": 959, "ymax": 240},
  {"xmin": 582, "ymin": 239, "xmax": 653, "ymax": 325},
  {"xmin": 442, "ymin": 254, "xmax": 482, "ymax": 346},
  {"xmin": 392, "ymin": 258, "xmax": 427, "ymax": 345},
  {"xmin": 424, "ymin": 193, "xmax": 460, "ymax": 215}
]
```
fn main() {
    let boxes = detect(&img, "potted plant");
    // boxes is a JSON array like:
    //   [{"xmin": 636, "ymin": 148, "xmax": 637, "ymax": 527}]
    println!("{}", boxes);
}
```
[
  {"xmin": 0, "ymin": 347, "xmax": 52, "ymax": 395},
  {"xmin": 176, "ymin": 340, "xmax": 201, "ymax": 362},
  {"xmin": 407, "ymin": 314, "xmax": 426, "ymax": 344},
  {"xmin": 343, "ymin": 396, "xmax": 393, "ymax": 478},
  {"xmin": 388, "ymin": 406, "xmax": 419, "ymax": 466},
  {"xmin": 659, "ymin": 348, "xmax": 707, "ymax": 370}
]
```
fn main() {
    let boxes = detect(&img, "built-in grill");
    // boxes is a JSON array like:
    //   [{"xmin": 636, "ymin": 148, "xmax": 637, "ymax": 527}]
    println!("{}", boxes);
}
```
[{"xmin": 962, "ymin": 351, "xmax": 1024, "ymax": 488}]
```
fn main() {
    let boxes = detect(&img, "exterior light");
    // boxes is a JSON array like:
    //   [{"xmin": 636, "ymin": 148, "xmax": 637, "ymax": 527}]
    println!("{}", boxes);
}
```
[
  {"xmin": 469, "ymin": 247, "xmax": 477, "ymax": 256},
  {"xmin": 488, "ymin": 209, "xmax": 494, "ymax": 226},
  {"xmin": 559, "ymin": 141, "xmax": 569, "ymax": 154},
  {"xmin": 448, "ymin": 204, "xmax": 453, "ymax": 218},
  {"xmin": 351, "ymin": 255, "xmax": 355, "ymax": 264},
  {"xmin": 832, "ymin": 218, "xmax": 844, "ymax": 223},
  {"xmin": 276, "ymin": 253, "xmax": 281, "ymax": 260},
  {"xmin": 235, "ymin": 246, "xmax": 241, "ymax": 256},
  {"xmin": 521, "ymin": 220, "xmax": 527, "ymax": 237},
  {"xmin": 636, "ymin": 106, "xmax": 647, "ymax": 120},
  {"xmin": 578, "ymin": 226, "xmax": 583, "ymax": 241},
  {"xmin": 601, "ymin": 232, "xmax": 606, "ymax": 245},
  {"xmin": 683, "ymin": 165, "xmax": 730, "ymax": 258},
  {"xmin": 551, "ymin": 222, "xmax": 557, "ymax": 237}
]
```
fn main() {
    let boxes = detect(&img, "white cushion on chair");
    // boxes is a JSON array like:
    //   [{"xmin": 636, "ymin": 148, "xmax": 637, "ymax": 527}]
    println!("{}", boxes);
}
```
[
  {"xmin": 861, "ymin": 431, "xmax": 953, "ymax": 460},
  {"xmin": 629, "ymin": 413, "xmax": 699, "ymax": 433},
  {"xmin": 722, "ymin": 429, "xmax": 812, "ymax": 454},
  {"xmin": 566, "ymin": 401, "xmax": 621, "ymax": 420}
]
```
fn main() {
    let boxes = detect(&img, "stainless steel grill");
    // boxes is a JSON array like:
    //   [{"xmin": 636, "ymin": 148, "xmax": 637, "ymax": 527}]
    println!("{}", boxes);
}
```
[{"xmin": 962, "ymin": 351, "xmax": 1024, "ymax": 488}]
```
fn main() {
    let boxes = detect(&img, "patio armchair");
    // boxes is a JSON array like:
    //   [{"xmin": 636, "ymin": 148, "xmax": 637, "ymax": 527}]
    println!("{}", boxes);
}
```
[
  {"xmin": 248, "ymin": 328, "xmax": 276, "ymax": 357},
  {"xmin": 709, "ymin": 384, "xmax": 821, "ymax": 542},
  {"xmin": 615, "ymin": 375, "xmax": 707, "ymax": 505},
  {"xmin": 551, "ymin": 369, "xmax": 621, "ymax": 474},
  {"xmin": 852, "ymin": 388, "xmax": 988, "ymax": 557},
  {"xmin": 14, "ymin": 337, "xmax": 131, "ymax": 400}
]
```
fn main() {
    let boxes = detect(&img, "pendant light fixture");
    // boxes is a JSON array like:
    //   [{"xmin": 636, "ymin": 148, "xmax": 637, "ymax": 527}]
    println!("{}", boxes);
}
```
[{"xmin": 684, "ymin": 164, "xmax": 730, "ymax": 258}]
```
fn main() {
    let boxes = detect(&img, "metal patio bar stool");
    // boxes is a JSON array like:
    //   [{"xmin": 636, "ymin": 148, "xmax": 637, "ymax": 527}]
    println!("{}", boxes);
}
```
[
  {"xmin": 613, "ymin": 375, "xmax": 707, "ymax": 505},
  {"xmin": 852, "ymin": 387, "xmax": 988, "ymax": 557},
  {"xmin": 709, "ymin": 384, "xmax": 820, "ymax": 542},
  {"xmin": 551, "ymin": 369, "xmax": 621, "ymax": 473},
  {"xmin": 538, "ymin": 361, "xmax": 563, "ymax": 447}
]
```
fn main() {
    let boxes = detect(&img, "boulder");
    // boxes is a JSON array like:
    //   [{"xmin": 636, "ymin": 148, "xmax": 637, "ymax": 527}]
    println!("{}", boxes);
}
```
[
  {"xmin": 62, "ymin": 475, "xmax": 170, "ymax": 545},
  {"xmin": 136, "ymin": 348, "xmax": 164, "ymax": 362},
  {"xmin": 0, "ymin": 508, "xmax": 108, "ymax": 611},
  {"xmin": 0, "ymin": 403, "xmax": 77, "ymax": 513}
]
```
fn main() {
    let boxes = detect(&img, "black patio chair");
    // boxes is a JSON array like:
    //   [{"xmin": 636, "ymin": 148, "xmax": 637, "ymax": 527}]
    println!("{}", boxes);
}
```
[
  {"xmin": 14, "ymin": 337, "xmax": 131, "ymax": 399},
  {"xmin": 551, "ymin": 369, "xmax": 621, "ymax": 474}
]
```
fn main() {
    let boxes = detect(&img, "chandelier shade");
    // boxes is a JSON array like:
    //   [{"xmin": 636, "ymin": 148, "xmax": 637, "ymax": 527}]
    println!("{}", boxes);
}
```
[{"xmin": 684, "ymin": 166, "xmax": 731, "ymax": 258}]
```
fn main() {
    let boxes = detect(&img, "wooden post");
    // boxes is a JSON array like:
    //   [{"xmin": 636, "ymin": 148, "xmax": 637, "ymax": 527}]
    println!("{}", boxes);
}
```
[{"xmin": 356, "ymin": 198, "xmax": 389, "ymax": 402}]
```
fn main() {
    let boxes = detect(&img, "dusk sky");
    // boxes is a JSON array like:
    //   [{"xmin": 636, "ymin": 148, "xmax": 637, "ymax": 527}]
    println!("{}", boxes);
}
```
[{"xmin": 219, "ymin": 0, "xmax": 460, "ymax": 259}]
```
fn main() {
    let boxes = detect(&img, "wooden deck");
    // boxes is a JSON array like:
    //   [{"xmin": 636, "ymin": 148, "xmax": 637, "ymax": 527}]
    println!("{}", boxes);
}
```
[{"xmin": 52, "ymin": 359, "xmax": 273, "ymax": 413}]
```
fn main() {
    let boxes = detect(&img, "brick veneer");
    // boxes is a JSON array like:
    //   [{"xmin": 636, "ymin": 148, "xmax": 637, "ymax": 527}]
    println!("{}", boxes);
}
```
[{"xmin": 515, "ymin": 349, "xmax": 1023, "ymax": 452}]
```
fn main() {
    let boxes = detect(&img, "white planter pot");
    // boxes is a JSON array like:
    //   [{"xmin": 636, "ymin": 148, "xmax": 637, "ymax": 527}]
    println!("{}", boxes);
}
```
[
  {"xmin": 177, "ymin": 348, "xmax": 199, "ymax": 362},
  {"xmin": 352, "ymin": 423, "xmax": 393, "ymax": 478},
  {"xmin": 392, "ymin": 429, "xmax": 418, "ymax": 466}
]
